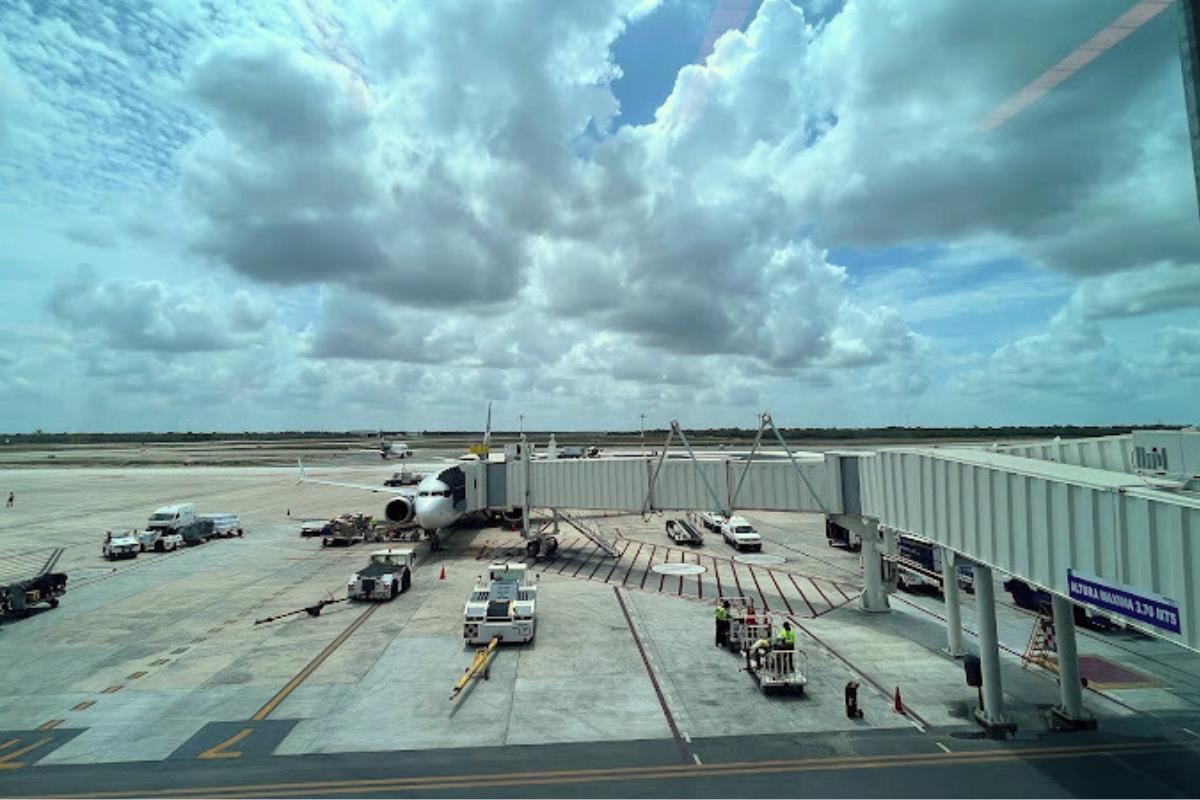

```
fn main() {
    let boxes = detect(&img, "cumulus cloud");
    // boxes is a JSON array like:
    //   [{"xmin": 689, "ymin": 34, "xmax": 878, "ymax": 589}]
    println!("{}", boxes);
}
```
[{"xmin": 47, "ymin": 267, "xmax": 274, "ymax": 353}]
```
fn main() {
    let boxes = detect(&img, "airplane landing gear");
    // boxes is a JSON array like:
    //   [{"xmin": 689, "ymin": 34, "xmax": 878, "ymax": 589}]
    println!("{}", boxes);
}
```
[
  {"xmin": 525, "ymin": 536, "xmax": 558, "ymax": 559},
  {"xmin": 429, "ymin": 530, "xmax": 442, "ymax": 552}
]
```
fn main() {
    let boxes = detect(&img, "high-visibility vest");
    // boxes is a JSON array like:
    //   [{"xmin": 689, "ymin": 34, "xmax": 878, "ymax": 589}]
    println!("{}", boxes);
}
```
[
  {"xmin": 715, "ymin": 605, "xmax": 729, "ymax": 621},
  {"xmin": 777, "ymin": 628, "xmax": 795, "ymax": 647}
]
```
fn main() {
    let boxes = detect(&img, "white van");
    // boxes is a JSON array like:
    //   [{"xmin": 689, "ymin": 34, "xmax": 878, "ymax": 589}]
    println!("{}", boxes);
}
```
[{"xmin": 147, "ymin": 504, "xmax": 195, "ymax": 533}]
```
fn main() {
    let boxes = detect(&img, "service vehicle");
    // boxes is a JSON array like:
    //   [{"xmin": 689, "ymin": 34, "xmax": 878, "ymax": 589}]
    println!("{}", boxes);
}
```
[
  {"xmin": 146, "ymin": 503, "xmax": 195, "ymax": 534},
  {"xmin": 666, "ymin": 517, "xmax": 704, "ymax": 545},
  {"xmin": 463, "ymin": 562, "xmax": 538, "ymax": 644},
  {"xmin": 103, "ymin": 532, "xmax": 141, "ymax": 560},
  {"xmin": 178, "ymin": 518, "xmax": 215, "ymax": 546},
  {"xmin": 199, "ymin": 513, "xmax": 243, "ymax": 538},
  {"xmin": 383, "ymin": 470, "xmax": 423, "ymax": 487},
  {"xmin": 1, "ymin": 549, "xmax": 67, "ymax": 618},
  {"xmin": 348, "ymin": 548, "xmax": 415, "ymax": 601},
  {"xmin": 135, "ymin": 528, "xmax": 183, "ymax": 552},
  {"xmin": 322, "ymin": 514, "xmax": 370, "ymax": 547},
  {"xmin": 721, "ymin": 516, "xmax": 763, "ymax": 552},
  {"xmin": 825, "ymin": 519, "xmax": 862, "ymax": 551},
  {"xmin": 700, "ymin": 511, "xmax": 727, "ymax": 532},
  {"xmin": 893, "ymin": 535, "xmax": 974, "ymax": 593},
  {"xmin": 1003, "ymin": 578, "xmax": 1119, "ymax": 631},
  {"xmin": 742, "ymin": 624, "xmax": 807, "ymax": 696}
]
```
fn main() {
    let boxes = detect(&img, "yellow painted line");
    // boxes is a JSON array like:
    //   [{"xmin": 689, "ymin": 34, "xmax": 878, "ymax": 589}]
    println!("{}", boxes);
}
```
[
  {"xmin": 101, "ymin": 685, "xmax": 122, "ymax": 694},
  {"xmin": 197, "ymin": 728, "xmax": 254, "ymax": 761},
  {"xmin": 207, "ymin": 628, "xmax": 222, "ymax": 634},
  {"xmin": 150, "ymin": 659, "xmax": 170, "ymax": 667},
  {"xmin": 37, "ymin": 720, "xmax": 63, "ymax": 732},
  {"xmin": 43, "ymin": 739, "xmax": 1188, "ymax": 798},
  {"xmin": 72, "ymin": 701, "xmax": 95, "ymax": 711},
  {"xmin": 251, "ymin": 603, "xmax": 381, "ymax": 722},
  {"xmin": 126, "ymin": 671, "xmax": 146, "ymax": 680},
  {"xmin": 0, "ymin": 737, "xmax": 53, "ymax": 770},
  {"xmin": 0, "ymin": 740, "xmax": 18, "ymax": 753}
]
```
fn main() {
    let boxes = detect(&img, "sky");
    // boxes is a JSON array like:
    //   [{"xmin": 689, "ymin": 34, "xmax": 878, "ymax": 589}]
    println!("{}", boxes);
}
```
[{"xmin": 0, "ymin": 0, "xmax": 1198, "ymax": 433}]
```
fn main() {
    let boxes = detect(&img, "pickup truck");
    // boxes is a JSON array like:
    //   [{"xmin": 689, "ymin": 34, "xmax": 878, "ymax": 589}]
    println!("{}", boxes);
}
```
[
  {"xmin": 135, "ymin": 528, "xmax": 183, "ymax": 553},
  {"xmin": 721, "ymin": 516, "xmax": 763, "ymax": 552},
  {"xmin": 199, "ymin": 513, "xmax": 243, "ymax": 538},
  {"xmin": 103, "ymin": 532, "xmax": 141, "ymax": 560},
  {"xmin": 700, "ymin": 511, "xmax": 727, "ymax": 532}
]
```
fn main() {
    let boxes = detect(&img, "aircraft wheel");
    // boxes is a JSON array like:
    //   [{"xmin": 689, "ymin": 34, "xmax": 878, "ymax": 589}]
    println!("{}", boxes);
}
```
[
  {"xmin": 526, "ymin": 539, "xmax": 541, "ymax": 558},
  {"xmin": 401, "ymin": 571, "xmax": 411, "ymax": 593}
]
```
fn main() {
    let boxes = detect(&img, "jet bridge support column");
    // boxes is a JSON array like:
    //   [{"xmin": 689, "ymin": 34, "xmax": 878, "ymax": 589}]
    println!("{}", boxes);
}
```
[
  {"xmin": 941, "ymin": 550, "xmax": 965, "ymax": 658},
  {"xmin": 973, "ymin": 564, "xmax": 1015, "ymax": 735},
  {"xmin": 1051, "ymin": 594, "xmax": 1096, "ymax": 729},
  {"xmin": 843, "ymin": 516, "xmax": 888, "ymax": 613}
]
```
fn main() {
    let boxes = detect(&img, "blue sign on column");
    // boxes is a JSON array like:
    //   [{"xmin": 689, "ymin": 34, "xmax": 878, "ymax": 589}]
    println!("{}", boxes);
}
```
[{"xmin": 1068, "ymin": 570, "xmax": 1181, "ymax": 635}]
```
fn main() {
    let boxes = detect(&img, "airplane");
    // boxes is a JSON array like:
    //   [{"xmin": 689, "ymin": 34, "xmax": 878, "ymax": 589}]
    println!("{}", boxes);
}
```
[
  {"xmin": 356, "ymin": 432, "xmax": 413, "ymax": 460},
  {"xmin": 301, "ymin": 403, "xmax": 530, "ymax": 552},
  {"xmin": 457, "ymin": 401, "xmax": 496, "ymax": 462}
]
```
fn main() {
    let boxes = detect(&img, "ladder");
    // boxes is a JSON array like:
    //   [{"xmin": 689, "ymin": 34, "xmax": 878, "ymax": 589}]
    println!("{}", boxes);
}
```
[
  {"xmin": 556, "ymin": 511, "xmax": 622, "ymax": 557},
  {"xmin": 1022, "ymin": 605, "xmax": 1057, "ymax": 670}
]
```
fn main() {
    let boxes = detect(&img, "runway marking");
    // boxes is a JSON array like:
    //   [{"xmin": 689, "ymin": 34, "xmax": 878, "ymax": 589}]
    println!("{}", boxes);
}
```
[
  {"xmin": 1182, "ymin": 727, "xmax": 1200, "ymax": 739},
  {"xmin": 936, "ymin": 742, "xmax": 951, "ymax": 753},
  {"xmin": 172, "ymin": 648, "xmax": 189, "ymax": 654},
  {"xmin": 198, "ymin": 728, "xmax": 253, "ymax": 761},
  {"xmin": 620, "ymin": 541, "xmax": 644, "ymax": 586},
  {"xmin": 252, "ymin": 603, "xmax": 382, "ymax": 721},
  {"xmin": 101, "ymin": 685, "xmax": 122, "ymax": 694},
  {"xmin": 48, "ymin": 740, "xmax": 1192, "ymax": 798},
  {"xmin": 765, "ymin": 569, "xmax": 794, "ymax": 615},
  {"xmin": 787, "ymin": 573, "xmax": 817, "ymax": 616},
  {"xmin": 71, "ymin": 701, "xmax": 94, "ymax": 711},
  {"xmin": 37, "ymin": 720, "xmax": 63, "ymax": 731},
  {"xmin": 0, "ymin": 740, "xmax": 17, "ymax": 752},
  {"xmin": 150, "ymin": 659, "xmax": 171, "ymax": 667},
  {"xmin": 692, "ymin": 753, "xmax": 703, "ymax": 765},
  {"xmin": 126, "ymin": 671, "xmax": 146, "ymax": 680},
  {"xmin": 0, "ymin": 737, "xmax": 52, "ymax": 770}
]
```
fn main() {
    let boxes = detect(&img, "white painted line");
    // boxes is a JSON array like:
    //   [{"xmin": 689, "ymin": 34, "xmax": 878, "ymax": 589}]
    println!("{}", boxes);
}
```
[
  {"xmin": 936, "ymin": 741, "xmax": 951, "ymax": 754},
  {"xmin": 683, "ymin": 732, "xmax": 692, "ymax": 743},
  {"xmin": 1182, "ymin": 728, "xmax": 1200, "ymax": 739},
  {"xmin": 692, "ymin": 753, "xmax": 703, "ymax": 765}
]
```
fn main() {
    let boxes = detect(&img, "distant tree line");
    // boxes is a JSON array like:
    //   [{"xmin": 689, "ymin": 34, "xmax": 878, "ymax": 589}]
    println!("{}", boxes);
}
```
[{"xmin": 0, "ymin": 424, "xmax": 1184, "ymax": 445}]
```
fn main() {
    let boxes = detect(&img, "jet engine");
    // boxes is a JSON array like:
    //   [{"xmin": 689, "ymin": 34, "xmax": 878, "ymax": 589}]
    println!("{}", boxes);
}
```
[{"xmin": 385, "ymin": 497, "xmax": 415, "ymax": 524}]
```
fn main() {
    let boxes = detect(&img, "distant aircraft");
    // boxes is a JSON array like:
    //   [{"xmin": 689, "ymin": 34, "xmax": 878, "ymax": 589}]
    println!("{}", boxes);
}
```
[
  {"xmin": 457, "ymin": 402, "xmax": 495, "ymax": 462},
  {"xmin": 357, "ymin": 433, "xmax": 413, "ymax": 460}
]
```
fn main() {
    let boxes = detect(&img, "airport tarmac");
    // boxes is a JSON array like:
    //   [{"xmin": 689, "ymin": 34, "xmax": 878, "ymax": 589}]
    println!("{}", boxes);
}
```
[{"xmin": 2, "ymin": 447, "xmax": 1200, "ymax": 797}]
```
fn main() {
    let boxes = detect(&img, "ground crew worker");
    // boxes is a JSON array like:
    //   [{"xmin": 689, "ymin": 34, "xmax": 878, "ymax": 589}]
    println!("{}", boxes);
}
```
[
  {"xmin": 774, "ymin": 621, "xmax": 796, "ymax": 650},
  {"xmin": 714, "ymin": 600, "xmax": 731, "ymax": 647}
]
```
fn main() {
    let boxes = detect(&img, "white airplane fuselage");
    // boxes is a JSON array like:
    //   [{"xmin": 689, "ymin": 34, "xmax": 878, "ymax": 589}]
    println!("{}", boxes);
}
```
[{"xmin": 413, "ymin": 469, "xmax": 460, "ymax": 531}]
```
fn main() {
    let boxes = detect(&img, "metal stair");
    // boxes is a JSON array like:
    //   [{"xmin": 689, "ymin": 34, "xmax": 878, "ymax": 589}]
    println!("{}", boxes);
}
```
[
  {"xmin": 556, "ymin": 511, "xmax": 622, "ymax": 557},
  {"xmin": 1022, "ymin": 604, "xmax": 1057, "ymax": 670}
]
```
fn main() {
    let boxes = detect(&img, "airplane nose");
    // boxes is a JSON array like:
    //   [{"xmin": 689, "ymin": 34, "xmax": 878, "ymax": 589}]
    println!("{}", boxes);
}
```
[{"xmin": 415, "ymin": 497, "xmax": 451, "ymax": 530}]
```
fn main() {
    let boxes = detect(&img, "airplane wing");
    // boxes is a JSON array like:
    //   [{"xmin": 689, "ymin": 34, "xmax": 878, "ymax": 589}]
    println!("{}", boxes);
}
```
[{"xmin": 297, "ymin": 460, "xmax": 416, "ymax": 496}]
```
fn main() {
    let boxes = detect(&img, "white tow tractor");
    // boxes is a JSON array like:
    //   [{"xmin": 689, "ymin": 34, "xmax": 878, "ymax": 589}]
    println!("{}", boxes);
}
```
[
  {"xmin": 102, "ymin": 532, "xmax": 141, "ymax": 560},
  {"xmin": 348, "ymin": 548, "xmax": 415, "ymax": 601},
  {"xmin": 463, "ymin": 562, "xmax": 538, "ymax": 645}
]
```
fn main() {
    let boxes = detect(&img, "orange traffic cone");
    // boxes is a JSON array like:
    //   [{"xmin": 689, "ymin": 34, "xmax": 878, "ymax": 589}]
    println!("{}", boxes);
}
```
[
  {"xmin": 439, "ymin": 566, "xmax": 447, "ymax": 581},
  {"xmin": 894, "ymin": 686, "xmax": 904, "ymax": 713}
]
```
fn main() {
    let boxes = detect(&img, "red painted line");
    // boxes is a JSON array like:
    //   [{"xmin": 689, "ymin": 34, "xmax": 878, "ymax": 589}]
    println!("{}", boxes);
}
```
[
  {"xmin": 657, "ymin": 546, "xmax": 672, "ymax": 593},
  {"xmin": 604, "ymin": 540, "xmax": 632, "ymax": 583},
  {"xmin": 695, "ymin": 551, "xmax": 704, "ymax": 599},
  {"xmin": 711, "ymin": 556, "xmax": 724, "ymax": 598},
  {"xmin": 810, "ymin": 579, "xmax": 834, "ymax": 611},
  {"xmin": 727, "ymin": 558, "xmax": 746, "ymax": 600},
  {"xmin": 830, "ymin": 580, "xmax": 853, "ymax": 602},
  {"xmin": 787, "ymin": 573, "xmax": 818, "ymax": 617},
  {"xmin": 586, "ymin": 543, "xmax": 612, "ymax": 580},
  {"xmin": 572, "ymin": 543, "xmax": 604, "ymax": 577},
  {"xmin": 677, "ymin": 548, "xmax": 686, "ymax": 597},
  {"xmin": 640, "ymin": 545, "xmax": 658, "ymax": 590},
  {"xmin": 621, "ymin": 541, "xmax": 645, "ymax": 586},
  {"xmin": 766, "ymin": 569, "xmax": 795, "ymax": 615},
  {"xmin": 747, "ymin": 565, "xmax": 770, "ymax": 612}
]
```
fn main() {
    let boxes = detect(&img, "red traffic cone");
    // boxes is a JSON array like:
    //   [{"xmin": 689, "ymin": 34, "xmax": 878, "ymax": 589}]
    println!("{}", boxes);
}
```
[
  {"xmin": 894, "ymin": 686, "xmax": 904, "ymax": 713},
  {"xmin": 438, "ymin": 566, "xmax": 447, "ymax": 581}
]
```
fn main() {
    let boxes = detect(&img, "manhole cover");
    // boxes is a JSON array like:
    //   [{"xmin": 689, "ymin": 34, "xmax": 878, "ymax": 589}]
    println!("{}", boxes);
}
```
[
  {"xmin": 651, "ymin": 563, "xmax": 707, "ymax": 576},
  {"xmin": 734, "ymin": 553, "xmax": 786, "ymax": 566}
]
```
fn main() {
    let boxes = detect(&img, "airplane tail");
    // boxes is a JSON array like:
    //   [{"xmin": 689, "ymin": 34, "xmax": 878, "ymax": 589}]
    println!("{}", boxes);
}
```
[
  {"xmin": 297, "ymin": 458, "xmax": 308, "ymax": 483},
  {"xmin": 484, "ymin": 401, "xmax": 492, "ymax": 448}
]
